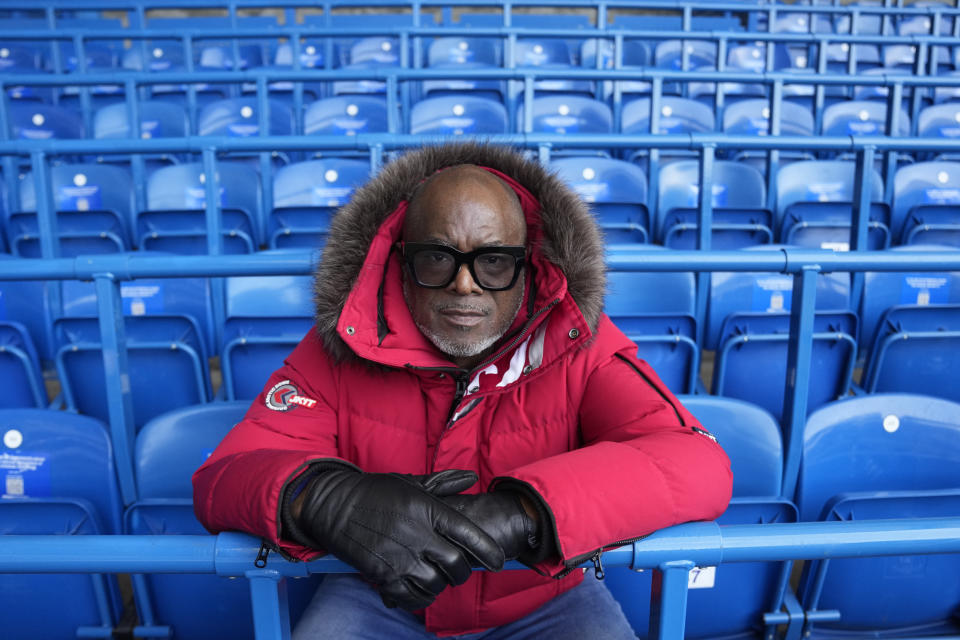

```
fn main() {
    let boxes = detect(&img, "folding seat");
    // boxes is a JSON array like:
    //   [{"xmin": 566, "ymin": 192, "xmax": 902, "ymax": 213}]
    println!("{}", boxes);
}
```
[
  {"xmin": 706, "ymin": 248, "xmax": 855, "ymax": 423},
  {"xmin": 55, "ymin": 262, "xmax": 215, "ymax": 430},
  {"xmin": 795, "ymin": 394, "xmax": 960, "ymax": 638},
  {"xmin": 603, "ymin": 252, "xmax": 698, "ymax": 394},
  {"xmin": 0, "ymin": 44, "xmax": 43, "ymax": 71},
  {"xmin": 933, "ymin": 70, "xmax": 960, "ymax": 105},
  {"xmin": 551, "ymin": 157, "xmax": 650, "ymax": 244},
  {"xmin": 197, "ymin": 97, "xmax": 294, "ymax": 139},
  {"xmin": 0, "ymin": 322, "xmax": 46, "ymax": 408},
  {"xmin": 688, "ymin": 70, "xmax": 768, "ymax": 111},
  {"xmin": 273, "ymin": 40, "xmax": 325, "ymax": 70},
  {"xmin": 92, "ymin": 101, "xmax": 188, "ymax": 171},
  {"xmin": 13, "ymin": 163, "xmax": 134, "ymax": 257},
  {"xmin": 8, "ymin": 103, "xmax": 83, "ymax": 140},
  {"xmin": 726, "ymin": 43, "xmax": 794, "ymax": 73},
  {"xmin": 349, "ymin": 36, "xmax": 400, "ymax": 66},
  {"xmin": 579, "ymin": 39, "xmax": 649, "ymax": 71},
  {"xmin": 656, "ymin": 160, "xmax": 774, "ymax": 249},
  {"xmin": 824, "ymin": 42, "xmax": 882, "ymax": 76},
  {"xmin": 511, "ymin": 13, "xmax": 593, "ymax": 66},
  {"xmin": 197, "ymin": 44, "xmax": 264, "ymax": 70},
  {"xmin": 621, "ymin": 97, "xmax": 715, "ymax": 168},
  {"xmin": 57, "ymin": 43, "xmax": 125, "ymax": 112},
  {"xmin": 776, "ymin": 160, "xmax": 890, "ymax": 250},
  {"xmin": 0, "ymin": 409, "xmax": 123, "ymax": 639},
  {"xmin": 121, "ymin": 43, "xmax": 186, "ymax": 72},
  {"xmin": 422, "ymin": 37, "xmax": 504, "ymax": 103},
  {"xmin": 606, "ymin": 395, "xmax": 797, "ymax": 638},
  {"xmin": 303, "ymin": 95, "xmax": 390, "ymax": 137},
  {"xmin": 859, "ymin": 245, "xmax": 960, "ymax": 400},
  {"xmin": 221, "ymin": 264, "xmax": 315, "ymax": 400},
  {"xmin": 142, "ymin": 162, "xmax": 263, "ymax": 254},
  {"xmin": 270, "ymin": 159, "xmax": 369, "ymax": 249},
  {"xmin": 654, "ymin": 40, "xmax": 718, "ymax": 71},
  {"xmin": 892, "ymin": 161, "xmax": 960, "ymax": 246},
  {"xmin": 332, "ymin": 61, "xmax": 391, "ymax": 97},
  {"xmin": 510, "ymin": 39, "xmax": 593, "ymax": 98},
  {"xmin": 518, "ymin": 95, "xmax": 612, "ymax": 134},
  {"xmin": 127, "ymin": 402, "xmax": 322, "ymax": 639},
  {"xmin": 917, "ymin": 105, "xmax": 960, "ymax": 163},
  {"xmin": 410, "ymin": 95, "xmax": 508, "ymax": 136},
  {"xmin": 0, "ymin": 255, "xmax": 57, "ymax": 362},
  {"xmin": 722, "ymin": 99, "xmax": 816, "ymax": 174}
]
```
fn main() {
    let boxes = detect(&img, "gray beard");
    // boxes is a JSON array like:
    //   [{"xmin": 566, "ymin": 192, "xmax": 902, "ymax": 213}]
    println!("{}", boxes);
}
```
[{"xmin": 403, "ymin": 273, "xmax": 524, "ymax": 361}]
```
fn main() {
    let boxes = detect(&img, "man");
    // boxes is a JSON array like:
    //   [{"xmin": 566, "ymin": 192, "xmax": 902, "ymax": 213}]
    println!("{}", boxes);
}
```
[{"xmin": 193, "ymin": 142, "xmax": 732, "ymax": 638}]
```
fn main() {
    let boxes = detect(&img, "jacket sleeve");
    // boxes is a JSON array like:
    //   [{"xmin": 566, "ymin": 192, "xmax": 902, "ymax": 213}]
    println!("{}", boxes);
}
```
[
  {"xmin": 191, "ymin": 333, "xmax": 347, "ymax": 561},
  {"xmin": 492, "ymin": 321, "xmax": 733, "ymax": 576}
]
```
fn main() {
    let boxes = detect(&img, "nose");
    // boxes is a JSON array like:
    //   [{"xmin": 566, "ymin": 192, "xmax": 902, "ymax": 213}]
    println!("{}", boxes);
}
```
[{"xmin": 448, "ymin": 263, "xmax": 483, "ymax": 295}]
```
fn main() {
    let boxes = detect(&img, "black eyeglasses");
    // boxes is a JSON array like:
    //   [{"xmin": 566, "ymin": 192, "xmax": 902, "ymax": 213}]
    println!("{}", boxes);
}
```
[{"xmin": 401, "ymin": 242, "xmax": 526, "ymax": 291}]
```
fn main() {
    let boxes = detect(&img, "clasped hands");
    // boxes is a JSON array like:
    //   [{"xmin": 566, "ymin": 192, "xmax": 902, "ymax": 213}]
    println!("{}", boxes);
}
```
[{"xmin": 290, "ymin": 468, "xmax": 538, "ymax": 611}]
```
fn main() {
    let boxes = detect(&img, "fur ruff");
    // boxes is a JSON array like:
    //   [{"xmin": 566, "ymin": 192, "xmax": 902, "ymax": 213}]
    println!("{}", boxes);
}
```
[{"xmin": 312, "ymin": 142, "xmax": 607, "ymax": 363}]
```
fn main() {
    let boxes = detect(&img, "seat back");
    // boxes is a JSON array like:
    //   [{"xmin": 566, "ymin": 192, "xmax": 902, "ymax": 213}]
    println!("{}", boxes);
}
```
[
  {"xmin": 552, "ymin": 157, "xmax": 649, "ymax": 243},
  {"xmin": 8, "ymin": 103, "xmax": 83, "ymax": 139},
  {"xmin": 621, "ymin": 97, "xmax": 715, "ymax": 135},
  {"xmin": 0, "ymin": 409, "xmax": 123, "ymax": 639},
  {"xmin": 93, "ymin": 100, "xmax": 188, "ymax": 139},
  {"xmin": 304, "ymin": 96, "xmax": 389, "ymax": 136},
  {"xmin": 428, "ymin": 36, "xmax": 500, "ymax": 66},
  {"xmin": 0, "ymin": 322, "xmax": 45, "ymax": 408},
  {"xmin": 519, "ymin": 96, "xmax": 613, "ymax": 134},
  {"xmin": 410, "ymin": 96, "xmax": 508, "ymax": 135},
  {"xmin": 723, "ymin": 98, "xmax": 814, "ymax": 137},
  {"xmin": 128, "ymin": 402, "xmax": 320, "ymax": 640},
  {"xmin": 197, "ymin": 98, "xmax": 293, "ymax": 136},
  {"xmin": 892, "ymin": 161, "xmax": 960, "ymax": 246},
  {"xmin": 821, "ymin": 100, "xmax": 910, "ymax": 137}
]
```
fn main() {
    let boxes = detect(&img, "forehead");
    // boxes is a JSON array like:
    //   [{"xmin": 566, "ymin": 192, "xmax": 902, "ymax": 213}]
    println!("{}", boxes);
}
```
[{"xmin": 404, "ymin": 169, "xmax": 525, "ymax": 246}]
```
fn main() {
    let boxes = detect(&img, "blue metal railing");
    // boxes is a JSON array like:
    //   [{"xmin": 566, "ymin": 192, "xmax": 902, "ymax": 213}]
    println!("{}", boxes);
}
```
[{"xmin": 3, "ymin": 518, "xmax": 959, "ymax": 639}]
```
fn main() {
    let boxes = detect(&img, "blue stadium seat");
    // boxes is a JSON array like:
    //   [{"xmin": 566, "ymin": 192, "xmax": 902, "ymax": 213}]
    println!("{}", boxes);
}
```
[
  {"xmin": 92, "ymin": 101, "xmax": 188, "ymax": 170},
  {"xmin": 197, "ymin": 43, "xmax": 264, "ymax": 70},
  {"xmin": 604, "ymin": 252, "xmax": 698, "ymax": 394},
  {"xmin": 776, "ymin": 160, "xmax": 890, "ymax": 250},
  {"xmin": 551, "ymin": 157, "xmax": 650, "ymax": 244},
  {"xmin": 423, "ymin": 37, "xmax": 504, "ymax": 102},
  {"xmin": 303, "ymin": 96, "xmax": 390, "ymax": 136},
  {"xmin": 349, "ymin": 36, "xmax": 400, "ymax": 66},
  {"xmin": 795, "ymin": 394, "xmax": 960, "ymax": 638},
  {"xmin": 656, "ymin": 160, "xmax": 774, "ymax": 249},
  {"xmin": 56, "ymin": 253, "xmax": 215, "ymax": 429},
  {"xmin": 121, "ymin": 43, "xmax": 186, "ymax": 72},
  {"xmin": 222, "ymin": 264, "xmax": 316, "ymax": 400},
  {"xmin": 0, "ymin": 409, "xmax": 123, "ymax": 639},
  {"xmin": 197, "ymin": 97, "xmax": 294, "ymax": 137},
  {"xmin": 621, "ymin": 97, "xmax": 714, "ymax": 167},
  {"xmin": 654, "ymin": 39, "xmax": 718, "ymax": 70},
  {"xmin": 933, "ymin": 70, "xmax": 960, "ymax": 105},
  {"xmin": 510, "ymin": 39, "xmax": 593, "ymax": 97},
  {"xmin": 410, "ymin": 95, "xmax": 508, "ymax": 136},
  {"xmin": 892, "ymin": 161, "xmax": 960, "ymax": 246},
  {"xmin": 142, "ymin": 162, "xmax": 262, "ymax": 254},
  {"xmin": 14, "ymin": 163, "xmax": 134, "ymax": 257},
  {"xmin": 332, "ymin": 61, "xmax": 389, "ymax": 96},
  {"xmin": 127, "ymin": 402, "xmax": 322, "ymax": 639},
  {"xmin": 821, "ymin": 100, "xmax": 910, "ymax": 137},
  {"xmin": 0, "ymin": 321, "xmax": 46, "ymax": 408},
  {"xmin": 0, "ymin": 255, "xmax": 56, "ymax": 361},
  {"xmin": 270, "ymin": 159, "xmax": 369, "ymax": 248},
  {"xmin": 722, "ymin": 99, "xmax": 816, "ymax": 173},
  {"xmin": 606, "ymin": 395, "xmax": 797, "ymax": 638},
  {"xmin": 272, "ymin": 39, "xmax": 325, "ymax": 68},
  {"xmin": 8, "ymin": 103, "xmax": 83, "ymax": 140},
  {"xmin": 918, "ymin": 103, "xmax": 960, "ymax": 147},
  {"xmin": 707, "ymin": 247, "xmax": 855, "ymax": 422},
  {"xmin": 518, "ymin": 95, "xmax": 612, "ymax": 134},
  {"xmin": 726, "ymin": 42, "xmax": 794, "ymax": 72},
  {"xmin": 0, "ymin": 43, "xmax": 43, "ymax": 71},
  {"xmin": 860, "ymin": 245, "xmax": 960, "ymax": 400}
]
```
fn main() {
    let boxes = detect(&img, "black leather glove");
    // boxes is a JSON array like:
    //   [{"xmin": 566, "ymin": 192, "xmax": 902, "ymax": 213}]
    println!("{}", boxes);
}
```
[
  {"xmin": 292, "ymin": 468, "xmax": 505, "ymax": 611},
  {"xmin": 440, "ymin": 491, "xmax": 539, "ymax": 562}
]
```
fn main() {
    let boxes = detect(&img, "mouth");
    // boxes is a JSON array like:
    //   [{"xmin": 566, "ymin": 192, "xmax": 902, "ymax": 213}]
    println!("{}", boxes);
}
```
[{"xmin": 437, "ymin": 308, "xmax": 488, "ymax": 328}]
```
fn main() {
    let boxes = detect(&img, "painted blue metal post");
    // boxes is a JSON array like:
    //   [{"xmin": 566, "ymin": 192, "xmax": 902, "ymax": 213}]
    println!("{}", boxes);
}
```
[
  {"xmin": 780, "ymin": 265, "xmax": 819, "ymax": 499},
  {"xmin": 31, "ymin": 151, "xmax": 59, "ymax": 260},
  {"xmin": 850, "ymin": 145, "xmax": 876, "ymax": 308},
  {"xmin": 694, "ymin": 145, "xmax": 716, "ymax": 349},
  {"xmin": 94, "ymin": 272, "xmax": 138, "ymax": 505},
  {"xmin": 247, "ymin": 571, "xmax": 292, "ymax": 640},
  {"xmin": 648, "ymin": 561, "xmax": 694, "ymax": 640}
]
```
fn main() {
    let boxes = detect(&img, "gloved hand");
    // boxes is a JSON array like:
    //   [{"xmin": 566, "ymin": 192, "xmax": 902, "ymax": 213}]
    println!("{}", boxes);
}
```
[
  {"xmin": 440, "ymin": 491, "xmax": 539, "ymax": 562},
  {"xmin": 293, "ymin": 468, "xmax": 504, "ymax": 611}
]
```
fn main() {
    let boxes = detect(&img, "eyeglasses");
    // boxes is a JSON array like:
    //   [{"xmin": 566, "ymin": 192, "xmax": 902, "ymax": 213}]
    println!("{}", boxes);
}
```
[{"xmin": 401, "ymin": 242, "xmax": 526, "ymax": 291}]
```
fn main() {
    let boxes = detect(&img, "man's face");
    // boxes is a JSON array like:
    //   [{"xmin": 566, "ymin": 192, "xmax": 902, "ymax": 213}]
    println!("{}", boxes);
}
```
[{"xmin": 402, "ymin": 167, "xmax": 526, "ymax": 369}]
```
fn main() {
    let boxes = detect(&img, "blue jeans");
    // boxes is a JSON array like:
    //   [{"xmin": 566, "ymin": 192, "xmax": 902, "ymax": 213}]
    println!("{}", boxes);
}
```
[{"xmin": 292, "ymin": 573, "xmax": 637, "ymax": 639}]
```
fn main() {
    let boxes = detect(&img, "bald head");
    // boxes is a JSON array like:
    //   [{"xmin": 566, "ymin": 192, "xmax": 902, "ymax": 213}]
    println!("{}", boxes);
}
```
[{"xmin": 403, "ymin": 165, "xmax": 526, "ymax": 244}]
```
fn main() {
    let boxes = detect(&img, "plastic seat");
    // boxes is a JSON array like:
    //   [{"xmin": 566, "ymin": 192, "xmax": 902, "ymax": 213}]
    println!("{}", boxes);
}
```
[
  {"xmin": 349, "ymin": 36, "xmax": 400, "ymax": 65},
  {"xmin": 304, "ymin": 96, "xmax": 390, "ymax": 136},
  {"xmin": 892, "ymin": 162, "xmax": 960, "ymax": 246},
  {"xmin": 0, "ymin": 255, "xmax": 55, "ymax": 361},
  {"xmin": 0, "ymin": 322, "xmax": 45, "ymax": 408},
  {"xmin": 551, "ymin": 157, "xmax": 650, "ymax": 244},
  {"xmin": 795, "ymin": 394, "xmax": 960, "ymax": 638},
  {"xmin": 726, "ymin": 43, "xmax": 794, "ymax": 73},
  {"xmin": 332, "ymin": 61, "xmax": 390, "ymax": 96},
  {"xmin": 8, "ymin": 103, "xmax": 83, "ymax": 140},
  {"xmin": 92, "ymin": 101, "xmax": 188, "ymax": 170},
  {"xmin": 707, "ymin": 247, "xmax": 856, "ymax": 422},
  {"xmin": 222, "ymin": 264, "xmax": 316, "ymax": 399},
  {"xmin": 428, "ymin": 36, "xmax": 500, "ymax": 67},
  {"xmin": 410, "ymin": 96, "xmax": 508, "ymax": 136},
  {"xmin": 142, "ymin": 162, "xmax": 263, "ymax": 254},
  {"xmin": 270, "ymin": 159, "xmax": 369, "ymax": 249},
  {"xmin": 55, "ymin": 279, "xmax": 214, "ymax": 430},
  {"xmin": 722, "ymin": 99, "xmax": 816, "ymax": 174},
  {"xmin": 603, "ymin": 250, "xmax": 698, "ymax": 394},
  {"xmin": 821, "ymin": 100, "xmax": 910, "ymax": 137},
  {"xmin": 606, "ymin": 395, "xmax": 797, "ymax": 638},
  {"xmin": 127, "ymin": 402, "xmax": 322, "ymax": 639},
  {"xmin": 518, "ymin": 95, "xmax": 612, "ymax": 134},
  {"xmin": 0, "ymin": 409, "xmax": 123, "ymax": 639},
  {"xmin": 0, "ymin": 43, "xmax": 43, "ymax": 71},
  {"xmin": 13, "ymin": 163, "xmax": 134, "ymax": 257},
  {"xmin": 654, "ymin": 40, "xmax": 718, "ymax": 70},
  {"xmin": 121, "ymin": 43, "xmax": 186, "ymax": 72},
  {"xmin": 511, "ymin": 39, "xmax": 593, "ymax": 97},
  {"xmin": 197, "ymin": 97, "xmax": 294, "ymax": 137},
  {"xmin": 621, "ymin": 97, "xmax": 715, "ymax": 168},
  {"xmin": 657, "ymin": 160, "xmax": 774, "ymax": 249},
  {"xmin": 776, "ymin": 160, "xmax": 890, "ymax": 250},
  {"xmin": 197, "ymin": 43, "xmax": 264, "ymax": 70}
]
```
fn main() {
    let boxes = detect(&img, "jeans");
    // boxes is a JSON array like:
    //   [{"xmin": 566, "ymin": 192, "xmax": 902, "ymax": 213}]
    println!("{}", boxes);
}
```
[{"xmin": 292, "ymin": 572, "xmax": 638, "ymax": 640}]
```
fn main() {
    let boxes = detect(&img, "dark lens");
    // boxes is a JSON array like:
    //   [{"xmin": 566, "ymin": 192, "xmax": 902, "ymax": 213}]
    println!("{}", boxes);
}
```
[
  {"xmin": 473, "ymin": 253, "xmax": 517, "ymax": 288},
  {"xmin": 412, "ymin": 250, "xmax": 456, "ymax": 286}
]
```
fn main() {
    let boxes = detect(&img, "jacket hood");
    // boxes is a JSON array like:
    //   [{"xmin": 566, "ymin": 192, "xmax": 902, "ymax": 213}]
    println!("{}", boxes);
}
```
[{"xmin": 313, "ymin": 141, "xmax": 607, "ymax": 364}]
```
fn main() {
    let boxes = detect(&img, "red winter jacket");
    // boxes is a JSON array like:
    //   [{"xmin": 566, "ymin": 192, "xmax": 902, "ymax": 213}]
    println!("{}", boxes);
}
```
[{"xmin": 193, "ymin": 142, "xmax": 732, "ymax": 637}]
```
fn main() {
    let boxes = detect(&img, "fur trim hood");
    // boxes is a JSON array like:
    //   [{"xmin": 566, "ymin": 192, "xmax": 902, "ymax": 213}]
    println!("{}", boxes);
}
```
[{"xmin": 313, "ymin": 142, "xmax": 607, "ymax": 363}]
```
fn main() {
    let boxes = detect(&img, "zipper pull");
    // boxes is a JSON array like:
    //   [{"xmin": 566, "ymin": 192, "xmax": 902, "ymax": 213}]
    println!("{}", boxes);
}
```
[
  {"xmin": 591, "ymin": 550, "xmax": 605, "ymax": 580},
  {"xmin": 254, "ymin": 541, "xmax": 270, "ymax": 568}
]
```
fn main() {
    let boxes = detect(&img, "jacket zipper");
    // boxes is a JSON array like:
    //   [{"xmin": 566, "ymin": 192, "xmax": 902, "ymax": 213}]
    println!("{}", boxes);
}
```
[{"xmin": 556, "ymin": 534, "xmax": 653, "ymax": 580}]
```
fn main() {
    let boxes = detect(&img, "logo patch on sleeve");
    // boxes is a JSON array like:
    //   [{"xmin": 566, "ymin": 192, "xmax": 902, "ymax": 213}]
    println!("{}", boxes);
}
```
[{"xmin": 265, "ymin": 380, "xmax": 317, "ymax": 412}]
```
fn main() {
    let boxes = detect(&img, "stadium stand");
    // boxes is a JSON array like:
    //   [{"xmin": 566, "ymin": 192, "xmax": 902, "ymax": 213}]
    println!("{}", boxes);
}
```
[{"xmin": 0, "ymin": 1, "xmax": 960, "ymax": 638}]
